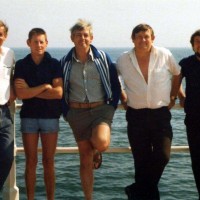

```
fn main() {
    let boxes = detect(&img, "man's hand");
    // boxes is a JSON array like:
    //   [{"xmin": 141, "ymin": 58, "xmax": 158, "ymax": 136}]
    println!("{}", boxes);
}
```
[
  {"xmin": 121, "ymin": 90, "xmax": 128, "ymax": 110},
  {"xmin": 7, "ymin": 87, "xmax": 16, "ymax": 106},
  {"xmin": 168, "ymin": 98, "xmax": 176, "ymax": 110}
]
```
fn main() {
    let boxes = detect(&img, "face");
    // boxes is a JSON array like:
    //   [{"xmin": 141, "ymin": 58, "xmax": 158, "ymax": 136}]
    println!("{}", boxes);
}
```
[
  {"xmin": 71, "ymin": 28, "xmax": 93, "ymax": 50},
  {"xmin": 193, "ymin": 36, "xmax": 200, "ymax": 54},
  {"xmin": 27, "ymin": 34, "xmax": 48, "ymax": 56},
  {"xmin": 132, "ymin": 29, "xmax": 155, "ymax": 52},
  {"xmin": 0, "ymin": 26, "xmax": 7, "ymax": 47}
]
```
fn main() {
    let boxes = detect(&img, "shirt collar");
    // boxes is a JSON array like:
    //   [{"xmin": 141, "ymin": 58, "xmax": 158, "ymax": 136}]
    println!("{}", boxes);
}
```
[
  {"xmin": 72, "ymin": 48, "xmax": 94, "ymax": 62},
  {"xmin": 0, "ymin": 46, "xmax": 6, "ymax": 56},
  {"xmin": 25, "ymin": 52, "xmax": 51, "ymax": 65},
  {"xmin": 131, "ymin": 45, "xmax": 155, "ymax": 55}
]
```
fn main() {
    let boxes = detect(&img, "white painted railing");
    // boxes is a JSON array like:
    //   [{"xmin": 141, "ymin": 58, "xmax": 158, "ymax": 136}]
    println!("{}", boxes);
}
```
[{"xmin": 2, "ymin": 102, "xmax": 189, "ymax": 200}]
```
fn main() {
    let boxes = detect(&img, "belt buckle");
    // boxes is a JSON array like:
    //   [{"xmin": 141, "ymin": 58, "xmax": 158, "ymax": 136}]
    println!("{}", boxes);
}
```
[
  {"xmin": 86, "ymin": 103, "xmax": 91, "ymax": 108},
  {"xmin": 81, "ymin": 103, "xmax": 87, "ymax": 108},
  {"xmin": 0, "ymin": 103, "xmax": 7, "ymax": 108}
]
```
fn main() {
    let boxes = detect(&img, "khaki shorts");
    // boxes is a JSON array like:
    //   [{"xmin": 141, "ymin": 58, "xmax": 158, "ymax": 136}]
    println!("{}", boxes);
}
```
[{"xmin": 66, "ymin": 104, "xmax": 115, "ymax": 142}]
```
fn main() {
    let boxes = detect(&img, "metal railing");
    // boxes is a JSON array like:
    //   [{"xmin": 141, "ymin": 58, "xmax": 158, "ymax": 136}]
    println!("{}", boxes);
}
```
[{"xmin": 2, "ymin": 102, "xmax": 189, "ymax": 200}]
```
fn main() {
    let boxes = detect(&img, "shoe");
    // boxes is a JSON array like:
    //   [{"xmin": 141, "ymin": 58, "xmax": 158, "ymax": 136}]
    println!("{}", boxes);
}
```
[
  {"xmin": 93, "ymin": 150, "xmax": 102, "ymax": 170},
  {"xmin": 145, "ymin": 186, "xmax": 160, "ymax": 200},
  {"xmin": 125, "ymin": 183, "xmax": 136, "ymax": 200}
]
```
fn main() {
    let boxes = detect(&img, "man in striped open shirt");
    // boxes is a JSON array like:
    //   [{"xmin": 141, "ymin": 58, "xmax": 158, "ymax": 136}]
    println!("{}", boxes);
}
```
[{"xmin": 61, "ymin": 19, "xmax": 120, "ymax": 200}]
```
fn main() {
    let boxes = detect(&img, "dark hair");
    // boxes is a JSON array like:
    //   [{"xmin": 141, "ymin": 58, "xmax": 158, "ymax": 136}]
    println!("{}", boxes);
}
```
[
  {"xmin": 28, "ymin": 28, "xmax": 47, "ymax": 40},
  {"xmin": 0, "ymin": 20, "xmax": 8, "ymax": 35},
  {"xmin": 190, "ymin": 29, "xmax": 200, "ymax": 47},
  {"xmin": 131, "ymin": 24, "xmax": 154, "ymax": 39}
]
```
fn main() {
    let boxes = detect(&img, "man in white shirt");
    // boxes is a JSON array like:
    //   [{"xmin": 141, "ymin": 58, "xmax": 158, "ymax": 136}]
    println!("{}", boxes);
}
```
[
  {"xmin": 0, "ymin": 20, "xmax": 15, "ymax": 190},
  {"xmin": 116, "ymin": 24, "xmax": 181, "ymax": 200}
]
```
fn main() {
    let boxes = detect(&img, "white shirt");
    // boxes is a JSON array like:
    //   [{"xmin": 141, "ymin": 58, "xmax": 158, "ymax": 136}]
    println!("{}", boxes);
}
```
[
  {"xmin": 0, "ymin": 46, "xmax": 15, "ymax": 105},
  {"xmin": 116, "ymin": 46, "xmax": 181, "ymax": 109}
]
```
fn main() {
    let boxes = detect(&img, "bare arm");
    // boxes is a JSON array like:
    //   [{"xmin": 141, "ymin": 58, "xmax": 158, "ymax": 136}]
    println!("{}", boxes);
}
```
[
  {"xmin": 8, "ymin": 68, "xmax": 16, "ymax": 105},
  {"xmin": 14, "ymin": 78, "xmax": 52, "ymax": 99},
  {"xmin": 168, "ymin": 73, "xmax": 182, "ymax": 109},
  {"xmin": 120, "ymin": 89, "xmax": 128, "ymax": 110},
  {"xmin": 36, "ymin": 78, "xmax": 63, "ymax": 99},
  {"xmin": 8, "ymin": 86, "xmax": 16, "ymax": 105},
  {"xmin": 178, "ymin": 84, "xmax": 186, "ymax": 107}
]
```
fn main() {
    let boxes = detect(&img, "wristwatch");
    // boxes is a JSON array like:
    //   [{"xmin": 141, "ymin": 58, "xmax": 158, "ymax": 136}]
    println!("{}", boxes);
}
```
[{"xmin": 170, "ymin": 96, "xmax": 177, "ymax": 101}]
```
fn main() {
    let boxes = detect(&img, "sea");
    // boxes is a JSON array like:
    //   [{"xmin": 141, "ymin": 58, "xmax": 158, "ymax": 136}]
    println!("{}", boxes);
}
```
[{"xmin": 8, "ymin": 47, "xmax": 198, "ymax": 200}]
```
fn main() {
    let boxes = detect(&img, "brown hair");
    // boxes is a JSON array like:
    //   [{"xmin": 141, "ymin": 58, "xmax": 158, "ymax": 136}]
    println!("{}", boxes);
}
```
[
  {"xmin": 190, "ymin": 29, "xmax": 200, "ymax": 47},
  {"xmin": 28, "ymin": 28, "xmax": 47, "ymax": 40},
  {"xmin": 131, "ymin": 23, "xmax": 154, "ymax": 39}
]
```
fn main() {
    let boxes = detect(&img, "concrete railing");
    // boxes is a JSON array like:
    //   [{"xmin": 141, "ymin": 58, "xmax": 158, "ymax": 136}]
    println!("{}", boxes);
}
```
[{"xmin": 2, "ymin": 102, "xmax": 189, "ymax": 200}]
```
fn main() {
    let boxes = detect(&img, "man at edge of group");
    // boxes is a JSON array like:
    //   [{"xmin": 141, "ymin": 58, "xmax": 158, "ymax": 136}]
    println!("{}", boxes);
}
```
[
  {"xmin": 116, "ymin": 23, "xmax": 181, "ymax": 200},
  {"xmin": 0, "ymin": 20, "xmax": 15, "ymax": 191},
  {"xmin": 178, "ymin": 29, "xmax": 200, "ymax": 200},
  {"xmin": 61, "ymin": 19, "xmax": 121, "ymax": 200},
  {"xmin": 14, "ymin": 28, "xmax": 63, "ymax": 200}
]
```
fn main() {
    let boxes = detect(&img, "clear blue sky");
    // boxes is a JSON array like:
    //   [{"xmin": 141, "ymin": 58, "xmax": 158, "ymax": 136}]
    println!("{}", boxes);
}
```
[{"xmin": 1, "ymin": 0, "xmax": 200, "ymax": 48}]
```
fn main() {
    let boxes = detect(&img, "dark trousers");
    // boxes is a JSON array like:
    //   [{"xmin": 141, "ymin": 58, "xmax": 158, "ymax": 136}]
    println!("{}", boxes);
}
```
[
  {"xmin": 0, "ymin": 106, "xmax": 14, "ymax": 190},
  {"xmin": 126, "ymin": 106, "xmax": 173, "ymax": 199},
  {"xmin": 185, "ymin": 114, "xmax": 200, "ymax": 199}
]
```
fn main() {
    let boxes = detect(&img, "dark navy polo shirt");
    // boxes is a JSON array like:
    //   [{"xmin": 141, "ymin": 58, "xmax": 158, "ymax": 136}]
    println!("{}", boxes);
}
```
[
  {"xmin": 179, "ymin": 55, "xmax": 200, "ymax": 114},
  {"xmin": 14, "ymin": 52, "xmax": 62, "ymax": 118}
]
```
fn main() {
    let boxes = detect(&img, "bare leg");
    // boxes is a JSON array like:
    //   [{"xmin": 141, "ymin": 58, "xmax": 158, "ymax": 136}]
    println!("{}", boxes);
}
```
[
  {"xmin": 77, "ymin": 140, "xmax": 94, "ymax": 200},
  {"xmin": 41, "ymin": 132, "xmax": 58, "ymax": 200},
  {"xmin": 91, "ymin": 123, "xmax": 111, "ymax": 152},
  {"xmin": 22, "ymin": 133, "xmax": 39, "ymax": 200},
  {"xmin": 77, "ymin": 124, "xmax": 111, "ymax": 200}
]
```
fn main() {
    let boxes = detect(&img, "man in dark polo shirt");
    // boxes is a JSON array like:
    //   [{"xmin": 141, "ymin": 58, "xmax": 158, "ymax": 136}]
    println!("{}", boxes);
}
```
[
  {"xmin": 14, "ymin": 28, "xmax": 63, "ymax": 200},
  {"xmin": 179, "ymin": 29, "xmax": 200, "ymax": 200}
]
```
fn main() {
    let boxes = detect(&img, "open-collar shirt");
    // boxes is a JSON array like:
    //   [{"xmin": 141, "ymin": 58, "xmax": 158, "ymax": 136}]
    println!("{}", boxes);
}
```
[
  {"xmin": 69, "ymin": 49, "xmax": 105, "ymax": 103},
  {"xmin": 116, "ymin": 46, "xmax": 181, "ymax": 109}
]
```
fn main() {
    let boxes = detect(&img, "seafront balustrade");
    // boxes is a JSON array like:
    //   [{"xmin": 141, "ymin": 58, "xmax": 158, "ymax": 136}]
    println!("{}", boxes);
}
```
[{"xmin": 2, "ymin": 102, "xmax": 189, "ymax": 200}]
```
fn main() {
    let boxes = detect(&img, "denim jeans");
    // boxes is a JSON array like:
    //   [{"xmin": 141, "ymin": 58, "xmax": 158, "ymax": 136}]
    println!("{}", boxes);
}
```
[{"xmin": 0, "ymin": 105, "xmax": 14, "ymax": 190}]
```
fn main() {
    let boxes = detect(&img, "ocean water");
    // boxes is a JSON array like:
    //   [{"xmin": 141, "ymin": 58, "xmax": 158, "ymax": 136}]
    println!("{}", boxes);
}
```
[{"xmin": 11, "ymin": 46, "xmax": 198, "ymax": 200}]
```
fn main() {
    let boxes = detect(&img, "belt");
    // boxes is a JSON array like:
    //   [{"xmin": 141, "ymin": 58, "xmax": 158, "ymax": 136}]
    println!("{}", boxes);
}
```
[
  {"xmin": 0, "ymin": 103, "xmax": 8, "ymax": 108},
  {"xmin": 128, "ymin": 106, "xmax": 168, "ymax": 113},
  {"xmin": 69, "ymin": 101, "xmax": 104, "ymax": 109}
]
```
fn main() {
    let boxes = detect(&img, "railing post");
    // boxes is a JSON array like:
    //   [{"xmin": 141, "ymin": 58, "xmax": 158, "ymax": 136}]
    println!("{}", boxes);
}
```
[{"xmin": 3, "ymin": 101, "xmax": 19, "ymax": 200}]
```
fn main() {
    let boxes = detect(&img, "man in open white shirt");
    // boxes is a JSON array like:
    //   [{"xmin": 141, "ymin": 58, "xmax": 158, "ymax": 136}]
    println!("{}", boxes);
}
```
[
  {"xmin": 116, "ymin": 24, "xmax": 181, "ymax": 200},
  {"xmin": 0, "ymin": 20, "xmax": 15, "ymax": 190}
]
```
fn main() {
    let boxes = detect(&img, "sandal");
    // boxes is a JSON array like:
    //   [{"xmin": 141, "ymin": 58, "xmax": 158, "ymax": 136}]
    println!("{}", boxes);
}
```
[{"xmin": 93, "ymin": 151, "xmax": 102, "ymax": 170}]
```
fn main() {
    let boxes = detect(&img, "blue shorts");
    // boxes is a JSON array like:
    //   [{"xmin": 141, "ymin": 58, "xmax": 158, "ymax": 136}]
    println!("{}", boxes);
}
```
[{"xmin": 21, "ymin": 118, "xmax": 59, "ymax": 134}]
